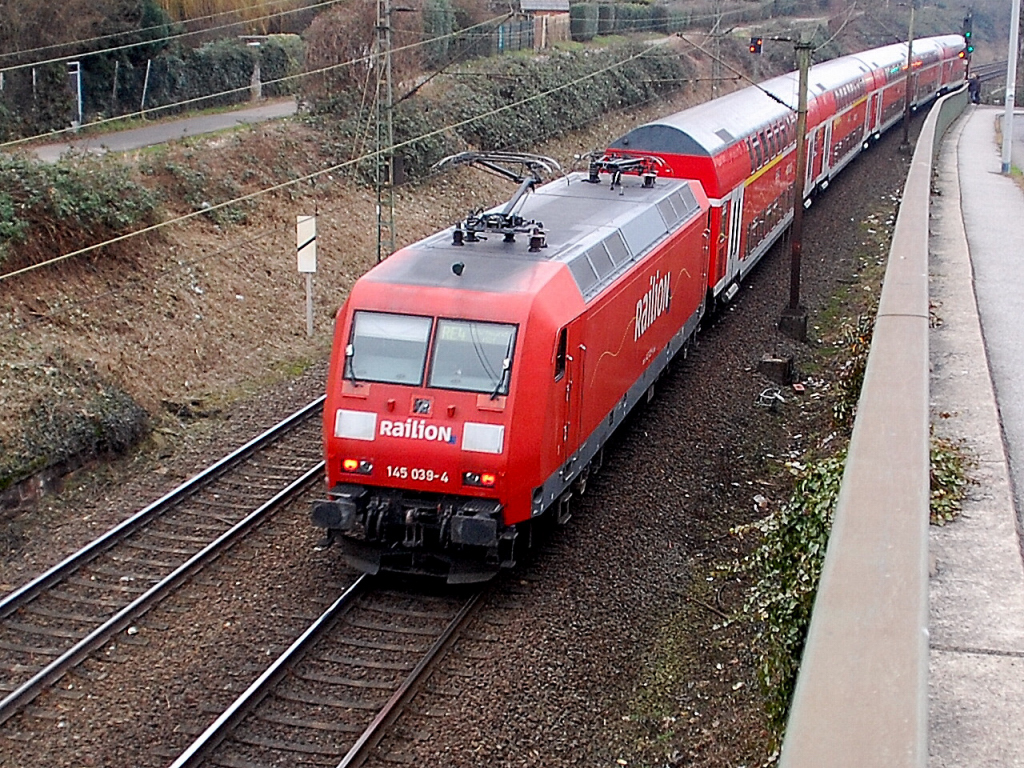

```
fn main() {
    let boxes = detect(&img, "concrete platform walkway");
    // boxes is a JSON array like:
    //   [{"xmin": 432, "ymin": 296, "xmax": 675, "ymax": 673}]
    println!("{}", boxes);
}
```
[{"xmin": 928, "ymin": 105, "xmax": 1024, "ymax": 767}]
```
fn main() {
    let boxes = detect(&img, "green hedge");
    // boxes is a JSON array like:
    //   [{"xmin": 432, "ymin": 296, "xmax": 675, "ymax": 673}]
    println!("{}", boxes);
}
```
[
  {"xmin": 0, "ymin": 64, "xmax": 74, "ymax": 142},
  {"xmin": 613, "ymin": 3, "xmax": 654, "ymax": 32},
  {"xmin": 103, "ymin": 35, "xmax": 304, "ymax": 116},
  {"xmin": 570, "ymin": 3, "xmax": 600, "ymax": 41},
  {"xmin": 597, "ymin": 3, "xmax": 616, "ymax": 34},
  {"xmin": 315, "ymin": 42, "xmax": 693, "ymax": 184}
]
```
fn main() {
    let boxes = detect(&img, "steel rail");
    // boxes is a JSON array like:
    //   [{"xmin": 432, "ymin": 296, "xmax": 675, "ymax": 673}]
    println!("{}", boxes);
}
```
[
  {"xmin": 168, "ymin": 575, "xmax": 371, "ymax": 768},
  {"xmin": 0, "ymin": 460, "xmax": 324, "ymax": 725},
  {"xmin": 336, "ymin": 589, "xmax": 484, "ymax": 768},
  {"xmin": 0, "ymin": 395, "xmax": 325, "ymax": 618},
  {"xmin": 168, "ymin": 583, "xmax": 484, "ymax": 768}
]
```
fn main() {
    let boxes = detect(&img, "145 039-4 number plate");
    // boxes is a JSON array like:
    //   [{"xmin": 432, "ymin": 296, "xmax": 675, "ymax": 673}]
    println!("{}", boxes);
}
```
[{"xmin": 386, "ymin": 466, "xmax": 450, "ymax": 483}]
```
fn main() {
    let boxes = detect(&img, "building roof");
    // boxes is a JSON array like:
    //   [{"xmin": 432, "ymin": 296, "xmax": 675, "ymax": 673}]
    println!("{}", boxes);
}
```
[{"xmin": 520, "ymin": 0, "xmax": 569, "ymax": 12}]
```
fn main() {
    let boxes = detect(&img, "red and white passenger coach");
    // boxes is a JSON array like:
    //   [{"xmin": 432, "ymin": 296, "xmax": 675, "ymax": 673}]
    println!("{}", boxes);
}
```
[{"xmin": 312, "ymin": 34, "xmax": 966, "ymax": 582}]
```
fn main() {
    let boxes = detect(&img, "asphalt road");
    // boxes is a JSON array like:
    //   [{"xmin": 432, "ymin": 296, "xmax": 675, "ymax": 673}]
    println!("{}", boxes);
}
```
[{"xmin": 30, "ymin": 98, "xmax": 297, "ymax": 163}]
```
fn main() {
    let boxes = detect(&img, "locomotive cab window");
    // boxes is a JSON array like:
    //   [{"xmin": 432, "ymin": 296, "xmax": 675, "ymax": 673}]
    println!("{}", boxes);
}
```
[
  {"xmin": 428, "ymin": 319, "xmax": 518, "ymax": 396},
  {"xmin": 347, "ymin": 311, "xmax": 432, "ymax": 385}
]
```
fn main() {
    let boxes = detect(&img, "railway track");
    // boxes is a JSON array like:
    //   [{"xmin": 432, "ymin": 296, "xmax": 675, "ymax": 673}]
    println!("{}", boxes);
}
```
[
  {"xmin": 0, "ymin": 396, "xmax": 326, "ymax": 724},
  {"xmin": 169, "ymin": 576, "xmax": 484, "ymax": 768},
  {"xmin": 971, "ymin": 59, "xmax": 1008, "ymax": 83}
]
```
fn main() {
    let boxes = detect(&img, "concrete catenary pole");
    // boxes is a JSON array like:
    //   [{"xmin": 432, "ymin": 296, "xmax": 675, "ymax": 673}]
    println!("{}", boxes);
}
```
[
  {"xmin": 779, "ymin": 40, "xmax": 812, "ymax": 342},
  {"xmin": 901, "ymin": 1, "xmax": 916, "ymax": 149}
]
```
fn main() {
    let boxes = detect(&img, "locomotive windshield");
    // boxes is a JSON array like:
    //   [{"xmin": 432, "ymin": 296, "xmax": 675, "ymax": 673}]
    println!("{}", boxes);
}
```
[
  {"xmin": 428, "ymin": 319, "xmax": 517, "ymax": 396},
  {"xmin": 347, "ymin": 311, "xmax": 432, "ymax": 385},
  {"xmin": 346, "ymin": 313, "xmax": 516, "ymax": 395}
]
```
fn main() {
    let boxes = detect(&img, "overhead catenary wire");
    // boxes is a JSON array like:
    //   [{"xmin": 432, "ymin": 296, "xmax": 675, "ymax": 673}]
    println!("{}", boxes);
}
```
[
  {"xmin": 0, "ymin": 0, "xmax": 346, "ymax": 74},
  {"xmin": 0, "ymin": 41, "xmax": 674, "ymax": 285},
  {"xmin": 0, "ymin": 13, "xmax": 513, "ymax": 151},
  {"xmin": 0, "ymin": 59, "xmax": 697, "ymax": 338},
  {"xmin": 0, "ymin": 0, "xmax": 321, "ymax": 63}
]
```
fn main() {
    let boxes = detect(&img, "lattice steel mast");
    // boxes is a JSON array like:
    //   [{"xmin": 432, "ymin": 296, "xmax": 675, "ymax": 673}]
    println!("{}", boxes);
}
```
[{"xmin": 375, "ymin": 0, "xmax": 396, "ymax": 262}]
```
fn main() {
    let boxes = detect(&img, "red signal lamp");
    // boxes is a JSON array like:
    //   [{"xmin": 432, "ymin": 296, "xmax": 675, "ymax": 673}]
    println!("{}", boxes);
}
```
[{"xmin": 463, "ymin": 471, "xmax": 497, "ymax": 487}]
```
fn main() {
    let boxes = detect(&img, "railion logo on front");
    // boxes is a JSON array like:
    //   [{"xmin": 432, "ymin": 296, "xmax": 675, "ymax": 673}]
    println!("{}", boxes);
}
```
[{"xmin": 379, "ymin": 418, "xmax": 457, "ymax": 444}]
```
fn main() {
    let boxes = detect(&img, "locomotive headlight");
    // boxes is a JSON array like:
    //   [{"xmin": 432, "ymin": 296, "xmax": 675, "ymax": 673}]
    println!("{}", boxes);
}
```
[
  {"xmin": 342, "ymin": 458, "xmax": 373, "ymax": 475},
  {"xmin": 462, "ymin": 471, "xmax": 497, "ymax": 488}
]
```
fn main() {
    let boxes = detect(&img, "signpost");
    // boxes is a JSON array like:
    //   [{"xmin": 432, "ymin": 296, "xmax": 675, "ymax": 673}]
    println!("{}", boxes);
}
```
[{"xmin": 297, "ymin": 215, "xmax": 317, "ymax": 337}]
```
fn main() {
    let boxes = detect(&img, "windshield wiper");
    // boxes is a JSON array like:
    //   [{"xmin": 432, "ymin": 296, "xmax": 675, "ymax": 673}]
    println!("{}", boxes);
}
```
[
  {"xmin": 490, "ymin": 334, "xmax": 514, "ymax": 400},
  {"xmin": 344, "ymin": 343, "xmax": 359, "ymax": 383}
]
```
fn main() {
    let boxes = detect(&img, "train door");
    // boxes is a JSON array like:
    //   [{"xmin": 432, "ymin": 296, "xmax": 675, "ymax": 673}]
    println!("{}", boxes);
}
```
[
  {"xmin": 554, "ymin": 326, "xmax": 571, "ymax": 464},
  {"xmin": 867, "ymin": 92, "xmax": 881, "ymax": 138},
  {"xmin": 821, "ymin": 122, "xmax": 833, "ymax": 182},
  {"xmin": 555, "ymin": 322, "xmax": 586, "ymax": 466},
  {"xmin": 725, "ymin": 188, "xmax": 744, "ymax": 283},
  {"xmin": 805, "ymin": 130, "xmax": 817, "ymax": 192},
  {"xmin": 716, "ymin": 203, "xmax": 729, "ymax": 284}
]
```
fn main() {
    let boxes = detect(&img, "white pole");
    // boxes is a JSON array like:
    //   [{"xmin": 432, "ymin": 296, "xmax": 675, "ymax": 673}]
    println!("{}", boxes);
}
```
[
  {"xmin": 140, "ymin": 59, "xmax": 152, "ymax": 112},
  {"xmin": 305, "ymin": 273, "xmax": 314, "ymax": 337},
  {"xmin": 1002, "ymin": 0, "xmax": 1021, "ymax": 174}
]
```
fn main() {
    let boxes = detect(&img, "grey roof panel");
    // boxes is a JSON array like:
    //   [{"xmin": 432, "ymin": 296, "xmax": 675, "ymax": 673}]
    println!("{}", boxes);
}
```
[
  {"xmin": 368, "ymin": 173, "xmax": 704, "ymax": 302},
  {"xmin": 608, "ymin": 35, "xmax": 963, "ymax": 158}
]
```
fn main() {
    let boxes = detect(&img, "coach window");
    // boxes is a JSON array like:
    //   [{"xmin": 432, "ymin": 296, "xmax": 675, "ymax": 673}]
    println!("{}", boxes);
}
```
[
  {"xmin": 347, "ymin": 311, "xmax": 432, "ymax": 385},
  {"xmin": 428, "ymin": 319, "xmax": 518, "ymax": 396},
  {"xmin": 554, "ymin": 328, "xmax": 567, "ymax": 381}
]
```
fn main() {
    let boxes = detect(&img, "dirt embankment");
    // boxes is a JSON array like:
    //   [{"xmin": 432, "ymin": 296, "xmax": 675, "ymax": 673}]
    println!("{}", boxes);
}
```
[{"xmin": 0, "ymin": 77, "xmax": 722, "ymax": 511}]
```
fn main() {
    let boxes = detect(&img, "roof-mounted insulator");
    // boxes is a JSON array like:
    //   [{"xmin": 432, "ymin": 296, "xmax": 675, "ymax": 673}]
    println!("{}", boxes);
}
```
[
  {"xmin": 586, "ymin": 153, "xmax": 666, "ymax": 188},
  {"xmin": 528, "ymin": 227, "xmax": 547, "ymax": 253}
]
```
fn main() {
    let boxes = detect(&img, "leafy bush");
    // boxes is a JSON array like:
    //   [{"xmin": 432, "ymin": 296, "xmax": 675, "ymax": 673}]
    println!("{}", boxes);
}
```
[
  {"xmin": 0, "ymin": 153, "xmax": 160, "ymax": 269},
  {"xmin": 85, "ymin": 35, "xmax": 303, "ymax": 120},
  {"xmin": 613, "ymin": 3, "xmax": 654, "ymax": 33},
  {"xmin": 831, "ymin": 313, "xmax": 873, "ymax": 429},
  {"xmin": 0, "ymin": 353, "xmax": 150, "ymax": 493},
  {"xmin": 0, "ymin": 64, "xmax": 74, "ymax": 141},
  {"xmin": 423, "ymin": 0, "xmax": 458, "ymax": 67},
  {"xmin": 728, "ymin": 453, "xmax": 845, "ymax": 733},
  {"xmin": 930, "ymin": 435, "xmax": 972, "ymax": 525}
]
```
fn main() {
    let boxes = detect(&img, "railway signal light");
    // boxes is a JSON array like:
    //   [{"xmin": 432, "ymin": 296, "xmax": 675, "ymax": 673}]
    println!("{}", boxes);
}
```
[
  {"xmin": 749, "ymin": 36, "xmax": 763, "ymax": 54},
  {"xmin": 962, "ymin": 15, "xmax": 974, "ymax": 54}
]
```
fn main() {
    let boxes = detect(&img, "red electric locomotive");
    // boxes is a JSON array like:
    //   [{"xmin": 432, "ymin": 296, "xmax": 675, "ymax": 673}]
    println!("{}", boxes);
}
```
[
  {"xmin": 313, "ymin": 153, "xmax": 710, "ymax": 582},
  {"xmin": 313, "ymin": 35, "xmax": 967, "ymax": 582}
]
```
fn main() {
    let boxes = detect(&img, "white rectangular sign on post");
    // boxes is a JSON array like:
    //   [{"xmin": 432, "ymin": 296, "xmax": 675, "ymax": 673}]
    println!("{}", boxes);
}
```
[
  {"xmin": 297, "ymin": 215, "xmax": 317, "ymax": 273},
  {"xmin": 297, "ymin": 215, "xmax": 317, "ymax": 337}
]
